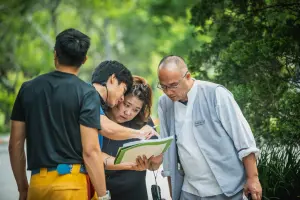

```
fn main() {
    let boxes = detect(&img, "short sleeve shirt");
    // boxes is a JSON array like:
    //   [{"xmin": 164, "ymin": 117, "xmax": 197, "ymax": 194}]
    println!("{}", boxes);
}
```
[
  {"xmin": 11, "ymin": 71, "xmax": 101, "ymax": 170},
  {"xmin": 98, "ymin": 104, "xmax": 105, "ymax": 148}
]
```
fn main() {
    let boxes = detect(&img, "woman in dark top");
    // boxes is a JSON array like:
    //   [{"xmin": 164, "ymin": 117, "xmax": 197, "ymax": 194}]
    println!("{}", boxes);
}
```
[{"xmin": 93, "ymin": 76, "xmax": 163, "ymax": 200}]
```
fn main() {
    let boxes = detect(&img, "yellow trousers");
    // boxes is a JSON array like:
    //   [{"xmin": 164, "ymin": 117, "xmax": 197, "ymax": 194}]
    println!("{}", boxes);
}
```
[
  {"xmin": 27, "ymin": 164, "xmax": 90, "ymax": 200},
  {"xmin": 91, "ymin": 193, "xmax": 98, "ymax": 200}
]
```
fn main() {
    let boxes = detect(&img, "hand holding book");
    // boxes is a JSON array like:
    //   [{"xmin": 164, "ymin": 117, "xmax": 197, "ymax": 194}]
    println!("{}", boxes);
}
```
[{"xmin": 114, "ymin": 136, "xmax": 173, "ymax": 165}]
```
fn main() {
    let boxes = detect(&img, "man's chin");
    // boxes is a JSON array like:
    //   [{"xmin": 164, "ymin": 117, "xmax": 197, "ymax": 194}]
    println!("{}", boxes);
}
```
[
  {"xmin": 168, "ymin": 96, "xmax": 178, "ymax": 102},
  {"xmin": 108, "ymin": 103, "xmax": 115, "ymax": 108}
]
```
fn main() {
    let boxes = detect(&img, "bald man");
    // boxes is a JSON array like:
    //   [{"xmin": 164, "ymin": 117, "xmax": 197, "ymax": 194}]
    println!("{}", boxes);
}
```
[{"xmin": 157, "ymin": 55, "xmax": 262, "ymax": 200}]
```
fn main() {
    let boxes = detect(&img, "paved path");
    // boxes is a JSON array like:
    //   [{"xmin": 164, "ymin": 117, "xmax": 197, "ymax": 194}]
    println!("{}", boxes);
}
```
[{"xmin": 146, "ymin": 166, "xmax": 171, "ymax": 200}]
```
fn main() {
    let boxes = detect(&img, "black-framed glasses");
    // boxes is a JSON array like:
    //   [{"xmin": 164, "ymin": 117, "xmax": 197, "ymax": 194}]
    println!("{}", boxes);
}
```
[{"xmin": 157, "ymin": 71, "xmax": 188, "ymax": 91}]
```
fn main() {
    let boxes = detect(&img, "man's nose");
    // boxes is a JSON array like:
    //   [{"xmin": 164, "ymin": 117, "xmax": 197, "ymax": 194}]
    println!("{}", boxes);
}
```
[
  {"xmin": 165, "ymin": 88, "xmax": 173, "ymax": 95},
  {"xmin": 119, "ymin": 95, "xmax": 124, "ymax": 103}
]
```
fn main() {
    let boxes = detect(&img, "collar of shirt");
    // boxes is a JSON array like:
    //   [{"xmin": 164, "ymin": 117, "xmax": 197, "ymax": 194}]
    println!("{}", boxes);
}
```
[{"xmin": 179, "ymin": 80, "xmax": 199, "ymax": 106}]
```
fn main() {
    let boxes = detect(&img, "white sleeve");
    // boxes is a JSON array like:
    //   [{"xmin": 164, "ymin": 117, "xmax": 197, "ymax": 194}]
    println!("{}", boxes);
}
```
[{"xmin": 215, "ymin": 87, "xmax": 260, "ymax": 161}]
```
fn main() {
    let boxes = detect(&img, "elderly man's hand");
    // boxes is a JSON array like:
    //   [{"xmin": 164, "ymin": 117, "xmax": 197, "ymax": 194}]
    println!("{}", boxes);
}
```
[{"xmin": 244, "ymin": 176, "xmax": 262, "ymax": 200}]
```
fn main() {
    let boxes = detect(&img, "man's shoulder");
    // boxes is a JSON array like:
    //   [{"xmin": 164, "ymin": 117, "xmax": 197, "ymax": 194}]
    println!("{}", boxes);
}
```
[
  {"xmin": 197, "ymin": 80, "xmax": 232, "ymax": 94},
  {"xmin": 197, "ymin": 80, "xmax": 221, "ymax": 89},
  {"xmin": 158, "ymin": 94, "xmax": 173, "ymax": 106},
  {"xmin": 196, "ymin": 80, "xmax": 230, "ymax": 95},
  {"xmin": 21, "ymin": 73, "xmax": 50, "ymax": 86},
  {"xmin": 21, "ymin": 72, "xmax": 64, "ymax": 89},
  {"xmin": 158, "ymin": 95, "xmax": 174, "ymax": 116},
  {"xmin": 18, "ymin": 77, "xmax": 41, "ymax": 93},
  {"xmin": 69, "ymin": 80, "xmax": 98, "ymax": 98},
  {"xmin": 80, "ymin": 81, "xmax": 97, "ymax": 93},
  {"xmin": 158, "ymin": 94, "xmax": 171, "ymax": 102},
  {"xmin": 29, "ymin": 71, "xmax": 55, "ymax": 82}
]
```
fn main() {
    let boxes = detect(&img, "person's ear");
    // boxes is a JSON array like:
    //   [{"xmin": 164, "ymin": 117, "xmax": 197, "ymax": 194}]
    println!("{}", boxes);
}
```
[
  {"xmin": 110, "ymin": 74, "xmax": 117, "ymax": 85},
  {"xmin": 186, "ymin": 72, "xmax": 191, "ymax": 79},
  {"xmin": 82, "ymin": 56, "xmax": 88, "ymax": 64},
  {"xmin": 54, "ymin": 50, "xmax": 57, "ymax": 60},
  {"xmin": 106, "ymin": 74, "xmax": 114, "ymax": 87}
]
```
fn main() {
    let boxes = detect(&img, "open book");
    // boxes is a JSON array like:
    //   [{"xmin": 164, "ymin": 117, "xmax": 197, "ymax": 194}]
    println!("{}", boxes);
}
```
[{"xmin": 114, "ymin": 136, "xmax": 174, "ymax": 164}]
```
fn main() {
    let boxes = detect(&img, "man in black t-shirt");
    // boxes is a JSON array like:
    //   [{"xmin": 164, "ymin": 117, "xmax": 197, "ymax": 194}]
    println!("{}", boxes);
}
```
[{"xmin": 9, "ymin": 28, "xmax": 109, "ymax": 200}]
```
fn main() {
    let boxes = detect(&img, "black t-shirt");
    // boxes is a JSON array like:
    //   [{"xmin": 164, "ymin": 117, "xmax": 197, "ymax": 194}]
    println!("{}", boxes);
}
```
[
  {"xmin": 102, "ymin": 119, "xmax": 157, "ymax": 200},
  {"xmin": 11, "ymin": 70, "xmax": 101, "ymax": 170}
]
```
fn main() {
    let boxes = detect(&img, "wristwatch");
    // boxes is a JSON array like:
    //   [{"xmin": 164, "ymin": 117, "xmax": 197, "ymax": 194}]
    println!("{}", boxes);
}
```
[{"xmin": 98, "ymin": 191, "xmax": 111, "ymax": 200}]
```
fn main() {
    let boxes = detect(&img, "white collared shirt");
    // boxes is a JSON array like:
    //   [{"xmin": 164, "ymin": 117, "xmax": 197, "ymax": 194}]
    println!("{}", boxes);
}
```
[
  {"xmin": 174, "ymin": 81, "xmax": 259, "ymax": 197},
  {"xmin": 175, "ymin": 80, "xmax": 223, "ymax": 197}
]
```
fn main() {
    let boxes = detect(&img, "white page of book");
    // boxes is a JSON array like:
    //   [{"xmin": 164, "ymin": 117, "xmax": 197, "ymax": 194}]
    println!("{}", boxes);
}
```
[
  {"xmin": 122, "ymin": 136, "xmax": 174, "ymax": 148},
  {"xmin": 120, "ymin": 143, "xmax": 167, "ymax": 163}
]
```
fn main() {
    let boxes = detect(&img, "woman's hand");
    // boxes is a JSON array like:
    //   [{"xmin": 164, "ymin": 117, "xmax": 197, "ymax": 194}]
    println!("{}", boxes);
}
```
[
  {"xmin": 113, "ymin": 162, "xmax": 137, "ymax": 170},
  {"xmin": 104, "ymin": 155, "xmax": 136, "ymax": 171},
  {"xmin": 105, "ymin": 155, "xmax": 149, "ymax": 171},
  {"xmin": 132, "ymin": 155, "xmax": 149, "ymax": 171},
  {"xmin": 105, "ymin": 154, "xmax": 161, "ymax": 172}
]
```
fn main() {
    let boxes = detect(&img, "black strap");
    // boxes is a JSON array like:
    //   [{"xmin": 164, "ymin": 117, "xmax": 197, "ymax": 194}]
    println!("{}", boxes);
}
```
[{"xmin": 151, "ymin": 164, "xmax": 162, "ymax": 200}]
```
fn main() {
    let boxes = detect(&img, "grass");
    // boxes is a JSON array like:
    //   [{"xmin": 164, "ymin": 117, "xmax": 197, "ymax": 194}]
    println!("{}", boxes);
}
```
[{"xmin": 258, "ymin": 144, "xmax": 300, "ymax": 200}]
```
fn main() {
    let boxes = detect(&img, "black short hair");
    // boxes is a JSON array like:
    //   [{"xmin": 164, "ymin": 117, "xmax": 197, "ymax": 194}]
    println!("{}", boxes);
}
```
[
  {"xmin": 54, "ymin": 28, "xmax": 90, "ymax": 67},
  {"xmin": 91, "ymin": 60, "xmax": 133, "ymax": 94}
]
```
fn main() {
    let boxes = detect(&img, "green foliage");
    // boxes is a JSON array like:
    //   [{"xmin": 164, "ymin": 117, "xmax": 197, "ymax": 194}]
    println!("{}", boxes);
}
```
[
  {"xmin": 148, "ymin": 0, "xmax": 196, "ymax": 19},
  {"xmin": 258, "ymin": 144, "xmax": 300, "ymax": 199},
  {"xmin": 189, "ymin": 2, "xmax": 300, "ymax": 197},
  {"xmin": 189, "ymin": 0, "xmax": 300, "ymax": 144},
  {"xmin": 0, "ymin": 0, "xmax": 203, "ymax": 131}
]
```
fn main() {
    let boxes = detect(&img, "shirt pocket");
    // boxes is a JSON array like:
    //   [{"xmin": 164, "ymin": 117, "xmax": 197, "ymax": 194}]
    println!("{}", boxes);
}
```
[{"xmin": 193, "ymin": 119, "xmax": 223, "ymax": 143}]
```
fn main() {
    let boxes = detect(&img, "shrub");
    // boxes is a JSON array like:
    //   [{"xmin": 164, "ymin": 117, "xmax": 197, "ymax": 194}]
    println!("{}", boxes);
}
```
[{"xmin": 258, "ymin": 144, "xmax": 300, "ymax": 200}]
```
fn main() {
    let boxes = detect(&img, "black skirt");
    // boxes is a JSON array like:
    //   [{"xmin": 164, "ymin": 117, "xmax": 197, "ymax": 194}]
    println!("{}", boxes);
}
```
[{"xmin": 106, "ymin": 170, "xmax": 148, "ymax": 200}]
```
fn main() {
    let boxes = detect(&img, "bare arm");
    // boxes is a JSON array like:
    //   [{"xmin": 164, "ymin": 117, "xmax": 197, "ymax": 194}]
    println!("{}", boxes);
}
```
[
  {"xmin": 100, "ymin": 115, "xmax": 156, "ymax": 140},
  {"xmin": 243, "ymin": 153, "xmax": 262, "ymax": 200},
  {"xmin": 103, "ymin": 153, "xmax": 153, "ymax": 172},
  {"xmin": 81, "ymin": 125, "xmax": 106, "ymax": 197},
  {"xmin": 243, "ymin": 153, "xmax": 258, "ymax": 179},
  {"xmin": 99, "ymin": 115, "xmax": 137, "ymax": 140},
  {"xmin": 8, "ymin": 121, "xmax": 28, "ymax": 194},
  {"xmin": 101, "ymin": 152, "xmax": 136, "ymax": 170}
]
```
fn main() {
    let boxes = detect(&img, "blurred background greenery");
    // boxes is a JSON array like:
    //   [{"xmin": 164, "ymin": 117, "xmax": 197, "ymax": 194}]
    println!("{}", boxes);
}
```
[
  {"xmin": 0, "ymin": 0, "xmax": 205, "ymax": 132},
  {"xmin": 1, "ymin": 0, "xmax": 299, "ymax": 199}
]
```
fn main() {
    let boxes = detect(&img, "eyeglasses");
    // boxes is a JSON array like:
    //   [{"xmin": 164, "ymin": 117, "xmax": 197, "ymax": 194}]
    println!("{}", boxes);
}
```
[{"xmin": 157, "ymin": 71, "xmax": 188, "ymax": 91}]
